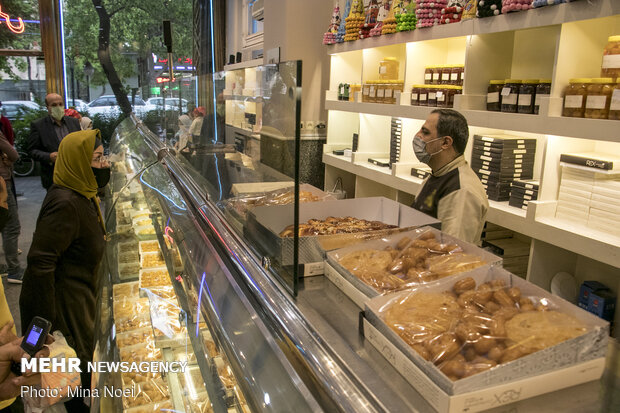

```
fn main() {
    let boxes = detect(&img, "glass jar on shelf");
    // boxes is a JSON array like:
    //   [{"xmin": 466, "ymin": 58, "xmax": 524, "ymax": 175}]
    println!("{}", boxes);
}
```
[
  {"xmin": 432, "ymin": 65, "xmax": 441, "ymax": 85},
  {"xmin": 419, "ymin": 86, "xmax": 429, "ymax": 106},
  {"xmin": 349, "ymin": 84, "xmax": 361, "ymax": 101},
  {"xmin": 601, "ymin": 35, "xmax": 620, "ymax": 80},
  {"xmin": 427, "ymin": 85, "xmax": 438, "ymax": 107},
  {"xmin": 424, "ymin": 67, "xmax": 434, "ymax": 85},
  {"xmin": 584, "ymin": 78, "xmax": 614, "ymax": 119},
  {"xmin": 368, "ymin": 81, "xmax": 377, "ymax": 103},
  {"xmin": 436, "ymin": 86, "xmax": 449, "ymax": 107},
  {"xmin": 517, "ymin": 79, "xmax": 538, "ymax": 114},
  {"xmin": 487, "ymin": 80, "xmax": 504, "ymax": 111},
  {"xmin": 376, "ymin": 82, "xmax": 386, "ymax": 104},
  {"xmin": 379, "ymin": 57, "xmax": 399, "ymax": 80},
  {"xmin": 362, "ymin": 82, "xmax": 370, "ymax": 103},
  {"xmin": 384, "ymin": 81, "xmax": 394, "ymax": 104},
  {"xmin": 411, "ymin": 85, "xmax": 421, "ymax": 106},
  {"xmin": 441, "ymin": 65, "xmax": 452, "ymax": 85},
  {"xmin": 450, "ymin": 65, "xmax": 464, "ymax": 85},
  {"xmin": 608, "ymin": 80, "xmax": 620, "ymax": 120},
  {"xmin": 450, "ymin": 86, "xmax": 462, "ymax": 108},
  {"xmin": 501, "ymin": 79, "xmax": 521, "ymax": 113},
  {"xmin": 534, "ymin": 79, "xmax": 551, "ymax": 115},
  {"xmin": 562, "ymin": 78, "xmax": 590, "ymax": 118}
]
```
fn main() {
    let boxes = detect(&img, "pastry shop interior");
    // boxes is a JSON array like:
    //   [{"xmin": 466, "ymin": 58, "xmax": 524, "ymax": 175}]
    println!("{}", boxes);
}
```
[{"xmin": 91, "ymin": 1, "xmax": 620, "ymax": 412}]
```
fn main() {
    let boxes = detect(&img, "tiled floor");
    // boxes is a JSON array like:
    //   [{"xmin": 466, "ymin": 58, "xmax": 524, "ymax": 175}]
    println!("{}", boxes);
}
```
[{"xmin": 1, "ymin": 176, "xmax": 47, "ymax": 334}]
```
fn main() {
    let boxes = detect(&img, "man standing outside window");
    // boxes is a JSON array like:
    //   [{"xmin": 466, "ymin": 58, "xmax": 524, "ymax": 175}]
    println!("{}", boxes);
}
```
[
  {"xmin": 412, "ymin": 109, "xmax": 489, "ymax": 244},
  {"xmin": 28, "ymin": 94, "xmax": 81, "ymax": 190}
]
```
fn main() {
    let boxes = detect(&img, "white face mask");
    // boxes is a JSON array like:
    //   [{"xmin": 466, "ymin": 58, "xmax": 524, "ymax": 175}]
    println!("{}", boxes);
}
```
[{"xmin": 413, "ymin": 136, "xmax": 443, "ymax": 164}]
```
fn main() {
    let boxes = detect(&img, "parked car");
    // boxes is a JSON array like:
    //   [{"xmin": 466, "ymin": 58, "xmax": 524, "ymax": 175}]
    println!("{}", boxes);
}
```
[
  {"xmin": 87, "ymin": 95, "xmax": 153, "ymax": 118},
  {"xmin": 0, "ymin": 101, "xmax": 42, "ymax": 121},
  {"xmin": 146, "ymin": 97, "xmax": 188, "ymax": 112},
  {"xmin": 67, "ymin": 98, "xmax": 89, "ymax": 112}
]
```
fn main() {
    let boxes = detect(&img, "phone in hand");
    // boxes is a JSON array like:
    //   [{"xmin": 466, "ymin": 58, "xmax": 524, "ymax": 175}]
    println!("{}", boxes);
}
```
[{"xmin": 21, "ymin": 316, "xmax": 52, "ymax": 357}]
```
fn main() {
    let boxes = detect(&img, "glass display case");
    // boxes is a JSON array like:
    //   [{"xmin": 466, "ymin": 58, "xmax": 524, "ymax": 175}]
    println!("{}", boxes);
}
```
[{"xmin": 90, "ymin": 59, "xmax": 618, "ymax": 413}]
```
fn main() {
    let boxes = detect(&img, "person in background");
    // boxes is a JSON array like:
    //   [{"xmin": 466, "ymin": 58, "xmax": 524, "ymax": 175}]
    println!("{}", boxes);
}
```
[
  {"xmin": 411, "ymin": 109, "xmax": 488, "ymax": 244},
  {"xmin": 28, "ymin": 93, "xmax": 81, "ymax": 190},
  {"xmin": 0, "ymin": 131, "xmax": 21, "ymax": 284},
  {"xmin": 20, "ymin": 129, "xmax": 109, "ymax": 413},
  {"xmin": 0, "ymin": 103, "xmax": 15, "ymax": 146},
  {"xmin": 80, "ymin": 117, "xmax": 93, "ymax": 130},
  {"xmin": 174, "ymin": 114, "xmax": 192, "ymax": 152},
  {"xmin": 189, "ymin": 106, "xmax": 205, "ymax": 143}
]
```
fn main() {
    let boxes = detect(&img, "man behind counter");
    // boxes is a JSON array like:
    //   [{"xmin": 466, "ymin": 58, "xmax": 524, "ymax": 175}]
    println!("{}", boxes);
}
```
[{"xmin": 411, "ymin": 109, "xmax": 488, "ymax": 244}]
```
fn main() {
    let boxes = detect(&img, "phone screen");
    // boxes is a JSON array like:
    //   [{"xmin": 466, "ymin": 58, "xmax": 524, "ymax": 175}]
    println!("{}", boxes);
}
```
[{"xmin": 26, "ymin": 325, "xmax": 43, "ymax": 347}]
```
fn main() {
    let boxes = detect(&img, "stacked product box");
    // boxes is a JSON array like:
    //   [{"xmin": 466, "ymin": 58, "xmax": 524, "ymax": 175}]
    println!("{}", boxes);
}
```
[
  {"xmin": 508, "ymin": 179, "xmax": 539, "ymax": 210},
  {"xmin": 471, "ymin": 135, "xmax": 536, "ymax": 201},
  {"xmin": 410, "ymin": 166, "xmax": 431, "ymax": 180},
  {"xmin": 556, "ymin": 159, "xmax": 620, "ymax": 235},
  {"xmin": 482, "ymin": 235, "xmax": 531, "ymax": 279},
  {"xmin": 390, "ymin": 117, "xmax": 402, "ymax": 168}
]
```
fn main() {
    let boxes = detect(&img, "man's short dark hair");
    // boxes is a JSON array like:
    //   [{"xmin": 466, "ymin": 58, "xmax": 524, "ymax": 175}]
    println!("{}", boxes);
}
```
[{"xmin": 431, "ymin": 109, "xmax": 469, "ymax": 155}]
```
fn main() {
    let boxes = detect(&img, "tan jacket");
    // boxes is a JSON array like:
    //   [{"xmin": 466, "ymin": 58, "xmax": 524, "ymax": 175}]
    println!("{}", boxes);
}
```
[{"xmin": 412, "ymin": 155, "xmax": 489, "ymax": 244}]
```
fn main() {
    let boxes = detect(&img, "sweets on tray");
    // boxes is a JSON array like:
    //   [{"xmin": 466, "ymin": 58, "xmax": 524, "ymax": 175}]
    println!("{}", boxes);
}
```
[
  {"xmin": 113, "ymin": 282, "xmax": 140, "ymax": 300},
  {"xmin": 139, "ymin": 268, "xmax": 171, "ymax": 289},
  {"xmin": 115, "ymin": 313, "xmax": 152, "ymax": 333},
  {"xmin": 381, "ymin": 277, "xmax": 588, "ymax": 381},
  {"xmin": 116, "ymin": 328, "xmax": 155, "ymax": 348},
  {"xmin": 279, "ymin": 216, "xmax": 397, "ymax": 237},
  {"xmin": 140, "ymin": 252, "xmax": 166, "ymax": 268},
  {"xmin": 338, "ymin": 231, "xmax": 488, "ymax": 293},
  {"xmin": 114, "ymin": 298, "xmax": 150, "ymax": 320},
  {"xmin": 139, "ymin": 240, "xmax": 160, "ymax": 254},
  {"xmin": 122, "ymin": 378, "xmax": 170, "ymax": 409},
  {"xmin": 232, "ymin": 189, "xmax": 321, "ymax": 218}
]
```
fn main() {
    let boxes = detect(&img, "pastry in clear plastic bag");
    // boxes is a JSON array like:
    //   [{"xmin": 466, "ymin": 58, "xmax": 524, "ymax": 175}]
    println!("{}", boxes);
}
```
[
  {"xmin": 122, "ymin": 377, "xmax": 170, "ymax": 409},
  {"xmin": 280, "ymin": 216, "xmax": 397, "ymax": 237},
  {"xmin": 380, "ymin": 276, "xmax": 591, "ymax": 380}
]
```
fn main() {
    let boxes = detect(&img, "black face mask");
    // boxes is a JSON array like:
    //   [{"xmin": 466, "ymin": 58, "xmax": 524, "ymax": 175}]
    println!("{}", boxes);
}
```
[{"xmin": 92, "ymin": 167, "xmax": 111, "ymax": 188}]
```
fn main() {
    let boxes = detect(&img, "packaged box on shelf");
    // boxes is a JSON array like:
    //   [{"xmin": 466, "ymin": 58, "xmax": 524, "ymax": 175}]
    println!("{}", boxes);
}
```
[
  {"xmin": 324, "ymin": 226, "xmax": 501, "ymax": 309},
  {"xmin": 473, "ymin": 135, "xmax": 537, "ymax": 147},
  {"xmin": 589, "ymin": 199, "xmax": 620, "ymax": 214},
  {"xmin": 246, "ymin": 197, "xmax": 440, "ymax": 268},
  {"xmin": 558, "ymin": 190, "xmax": 591, "ymax": 205},
  {"xmin": 556, "ymin": 200, "xmax": 589, "ymax": 214},
  {"xmin": 559, "ymin": 152, "xmax": 620, "ymax": 171},
  {"xmin": 363, "ymin": 266, "xmax": 608, "ymax": 413},
  {"xmin": 591, "ymin": 185, "xmax": 620, "ymax": 201},
  {"xmin": 579, "ymin": 281, "xmax": 616, "ymax": 322},
  {"xmin": 482, "ymin": 237, "xmax": 530, "ymax": 258},
  {"xmin": 512, "ymin": 179, "xmax": 539, "ymax": 191}
]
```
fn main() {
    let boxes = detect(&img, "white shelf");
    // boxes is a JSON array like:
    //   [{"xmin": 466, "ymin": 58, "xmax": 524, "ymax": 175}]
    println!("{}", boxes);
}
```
[
  {"xmin": 224, "ymin": 94, "xmax": 264, "ymax": 102},
  {"xmin": 326, "ymin": 100, "xmax": 620, "ymax": 142},
  {"xmin": 223, "ymin": 58, "xmax": 263, "ymax": 70},
  {"xmin": 326, "ymin": 1, "xmax": 619, "ymax": 55},
  {"xmin": 324, "ymin": 154, "xmax": 620, "ymax": 267},
  {"xmin": 226, "ymin": 124, "xmax": 259, "ymax": 137}
]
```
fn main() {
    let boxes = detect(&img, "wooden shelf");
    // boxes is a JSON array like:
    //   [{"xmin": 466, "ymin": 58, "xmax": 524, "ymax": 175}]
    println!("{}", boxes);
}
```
[
  {"xmin": 326, "ymin": 99, "xmax": 620, "ymax": 142},
  {"xmin": 326, "ymin": 1, "xmax": 619, "ymax": 55}
]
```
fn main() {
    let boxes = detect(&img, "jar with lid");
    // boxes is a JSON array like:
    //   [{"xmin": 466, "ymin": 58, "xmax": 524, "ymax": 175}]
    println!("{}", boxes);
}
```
[
  {"xmin": 419, "ymin": 86, "xmax": 429, "ymax": 106},
  {"xmin": 601, "ymin": 35, "xmax": 620, "ymax": 80},
  {"xmin": 379, "ymin": 57, "xmax": 399, "ymax": 80},
  {"xmin": 501, "ymin": 79, "xmax": 521, "ymax": 113},
  {"xmin": 562, "ymin": 78, "xmax": 589, "ymax": 117},
  {"xmin": 517, "ymin": 80, "xmax": 538, "ymax": 114},
  {"xmin": 349, "ymin": 84, "xmax": 361, "ymax": 101},
  {"xmin": 441, "ymin": 65, "xmax": 452, "ymax": 85},
  {"xmin": 342, "ymin": 83, "xmax": 350, "ymax": 101},
  {"xmin": 450, "ymin": 65, "xmax": 464, "ymax": 85},
  {"xmin": 436, "ymin": 86, "xmax": 449, "ymax": 107},
  {"xmin": 376, "ymin": 82, "xmax": 386, "ymax": 104},
  {"xmin": 338, "ymin": 83, "xmax": 344, "ymax": 100},
  {"xmin": 534, "ymin": 79, "xmax": 551, "ymax": 114},
  {"xmin": 450, "ymin": 86, "xmax": 462, "ymax": 108},
  {"xmin": 368, "ymin": 81, "xmax": 378, "ymax": 103},
  {"xmin": 432, "ymin": 65, "xmax": 441, "ymax": 85},
  {"xmin": 411, "ymin": 85, "xmax": 421, "ymax": 106},
  {"xmin": 608, "ymin": 80, "xmax": 620, "ymax": 120},
  {"xmin": 383, "ymin": 81, "xmax": 394, "ymax": 104},
  {"xmin": 424, "ymin": 67, "xmax": 434, "ymax": 85},
  {"xmin": 585, "ymin": 78, "xmax": 613, "ymax": 119},
  {"xmin": 362, "ymin": 82, "xmax": 370, "ymax": 103},
  {"xmin": 487, "ymin": 80, "xmax": 504, "ymax": 111},
  {"xmin": 427, "ymin": 85, "xmax": 438, "ymax": 107}
]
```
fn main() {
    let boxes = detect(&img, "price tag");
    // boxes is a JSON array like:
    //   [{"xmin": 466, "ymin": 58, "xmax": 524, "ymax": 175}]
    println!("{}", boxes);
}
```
[
  {"xmin": 501, "ymin": 87, "xmax": 511, "ymax": 96},
  {"xmin": 487, "ymin": 92, "xmax": 500, "ymax": 103},
  {"xmin": 610, "ymin": 89, "xmax": 620, "ymax": 111}
]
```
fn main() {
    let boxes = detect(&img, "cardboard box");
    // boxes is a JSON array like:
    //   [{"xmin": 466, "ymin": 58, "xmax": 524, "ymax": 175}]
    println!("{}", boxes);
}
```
[
  {"xmin": 364, "ymin": 266, "xmax": 608, "ymax": 408},
  {"xmin": 325, "ymin": 227, "xmax": 501, "ymax": 308},
  {"xmin": 246, "ymin": 197, "xmax": 441, "ymax": 266},
  {"xmin": 363, "ymin": 319, "xmax": 604, "ymax": 413}
]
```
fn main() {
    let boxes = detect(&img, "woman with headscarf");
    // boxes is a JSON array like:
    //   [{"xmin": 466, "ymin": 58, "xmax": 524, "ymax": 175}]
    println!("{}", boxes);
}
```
[
  {"xmin": 80, "ymin": 116, "xmax": 93, "ymax": 130},
  {"xmin": 188, "ymin": 106, "xmax": 205, "ymax": 143},
  {"xmin": 174, "ymin": 114, "xmax": 192, "ymax": 152},
  {"xmin": 19, "ymin": 129, "xmax": 109, "ymax": 413}
]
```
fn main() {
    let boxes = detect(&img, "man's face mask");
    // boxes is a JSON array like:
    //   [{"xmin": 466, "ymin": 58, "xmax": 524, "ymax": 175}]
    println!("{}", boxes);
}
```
[
  {"xmin": 413, "ymin": 136, "xmax": 443, "ymax": 164},
  {"xmin": 51, "ymin": 106, "xmax": 64, "ymax": 121}
]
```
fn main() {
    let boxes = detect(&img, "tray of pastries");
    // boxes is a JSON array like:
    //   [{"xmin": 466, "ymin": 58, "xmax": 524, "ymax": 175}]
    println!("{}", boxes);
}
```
[
  {"xmin": 139, "ymin": 267, "xmax": 172, "ymax": 290},
  {"xmin": 246, "ymin": 197, "xmax": 440, "ymax": 266},
  {"xmin": 364, "ymin": 265, "xmax": 609, "ymax": 395},
  {"xmin": 327, "ymin": 227, "xmax": 501, "ymax": 297}
]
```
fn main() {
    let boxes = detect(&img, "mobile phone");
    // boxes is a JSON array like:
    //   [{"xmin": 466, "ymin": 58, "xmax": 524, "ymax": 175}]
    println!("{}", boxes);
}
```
[{"xmin": 21, "ymin": 316, "xmax": 52, "ymax": 357}]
